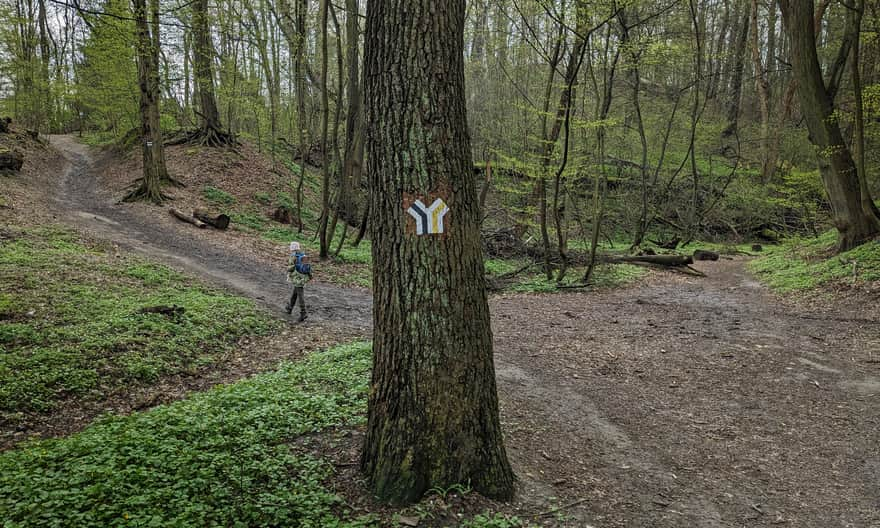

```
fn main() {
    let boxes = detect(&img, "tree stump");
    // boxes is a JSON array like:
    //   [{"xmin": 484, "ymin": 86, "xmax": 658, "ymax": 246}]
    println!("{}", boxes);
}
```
[
  {"xmin": 0, "ymin": 117, "xmax": 10, "ymax": 134},
  {"xmin": 0, "ymin": 148, "xmax": 24, "ymax": 172},
  {"xmin": 693, "ymin": 249, "xmax": 720, "ymax": 261},
  {"xmin": 272, "ymin": 206, "xmax": 292, "ymax": 224}
]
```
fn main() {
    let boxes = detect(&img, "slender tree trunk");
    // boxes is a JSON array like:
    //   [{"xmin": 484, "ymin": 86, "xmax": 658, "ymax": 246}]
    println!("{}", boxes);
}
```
[
  {"xmin": 317, "ymin": 0, "xmax": 331, "ymax": 259},
  {"xmin": 340, "ymin": 0, "xmax": 364, "ymax": 222},
  {"xmin": 780, "ymin": 0, "xmax": 880, "ymax": 250},
  {"xmin": 721, "ymin": 1, "xmax": 749, "ymax": 147},
  {"xmin": 750, "ymin": 0, "xmax": 773, "ymax": 182},
  {"xmin": 360, "ymin": 0, "xmax": 515, "ymax": 504}
]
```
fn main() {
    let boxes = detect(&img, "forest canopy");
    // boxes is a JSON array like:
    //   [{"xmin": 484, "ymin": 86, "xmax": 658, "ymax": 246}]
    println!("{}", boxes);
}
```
[{"xmin": 2, "ymin": 0, "xmax": 879, "ymax": 254}]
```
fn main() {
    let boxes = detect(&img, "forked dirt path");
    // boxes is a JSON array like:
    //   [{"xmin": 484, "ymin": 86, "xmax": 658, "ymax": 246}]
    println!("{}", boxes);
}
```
[{"xmin": 49, "ymin": 137, "xmax": 879, "ymax": 527}]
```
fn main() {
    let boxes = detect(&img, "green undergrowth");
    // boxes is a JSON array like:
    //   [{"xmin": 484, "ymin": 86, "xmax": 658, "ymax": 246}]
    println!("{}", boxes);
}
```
[
  {"xmin": 0, "ymin": 341, "xmax": 527, "ymax": 528},
  {"xmin": 484, "ymin": 258, "xmax": 646, "ymax": 293},
  {"xmin": 749, "ymin": 229, "xmax": 880, "ymax": 292},
  {"xmin": 0, "ymin": 226, "xmax": 276, "ymax": 414},
  {"xmin": 512, "ymin": 263, "xmax": 646, "ymax": 293},
  {"xmin": 0, "ymin": 343, "xmax": 373, "ymax": 527}
]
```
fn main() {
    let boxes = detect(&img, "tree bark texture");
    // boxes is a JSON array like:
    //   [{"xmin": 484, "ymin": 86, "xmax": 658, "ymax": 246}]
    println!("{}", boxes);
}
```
[
  {"xmin": 361, "ymin": 0, "xmax": 515, "ymax": 504},
  {"xmin": 193, "ymin": 0, "xmax": 222, "ymax": 133},
  {"xmin": 779, "ymin": 0, "xmax": 880, "ymax": 250},
  {"xmin": 127, "ymin": 0, "xmax": 168, "ymax": 202}
]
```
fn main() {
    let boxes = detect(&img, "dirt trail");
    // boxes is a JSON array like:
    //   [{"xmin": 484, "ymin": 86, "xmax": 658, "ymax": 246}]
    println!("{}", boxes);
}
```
[
  {"xmin": 47, "ymin": 137, "xmax": 879, "ymax": 527},
  {"xmin": 492, "ymin": 260, "xmax": 880, "ymax": 527},
  {"xmin": 49, "ymin": 135, "xmax": 372, "ymax": 330}
]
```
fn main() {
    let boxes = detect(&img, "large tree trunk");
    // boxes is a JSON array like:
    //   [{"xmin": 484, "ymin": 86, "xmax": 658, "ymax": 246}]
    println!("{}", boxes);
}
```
[
  {"xmin": 846, "ymin": 0, "xmax": 880, "ymax": 219},
  {"xmin": 780, "ymin": 0, "xmax": 880, "ymax": 250},
  {"xmin": 360, "ymin": 0, "xmax": 515, "ymax": 504},
  {"xmin": 193, "ymin": 0, "xmax": 221, "ymax": 133}
]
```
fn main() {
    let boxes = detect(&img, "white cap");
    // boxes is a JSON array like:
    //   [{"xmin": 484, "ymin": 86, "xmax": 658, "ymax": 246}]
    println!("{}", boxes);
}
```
[{"xmin": 289, "ymin": 241, "xmax": 301, "ymax": 252}]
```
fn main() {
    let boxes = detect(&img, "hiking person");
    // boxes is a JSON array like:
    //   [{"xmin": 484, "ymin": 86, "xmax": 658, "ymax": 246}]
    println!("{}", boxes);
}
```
[{"xmin": 285, "ymin": 241, "xmax": 312, "ymax": 322}]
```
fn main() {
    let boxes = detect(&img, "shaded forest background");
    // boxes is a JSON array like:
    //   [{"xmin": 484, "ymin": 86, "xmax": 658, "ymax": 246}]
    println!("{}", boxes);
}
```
[{"xmin": 3, "ymin": 0, "xmax": 880, "ymax": 261}]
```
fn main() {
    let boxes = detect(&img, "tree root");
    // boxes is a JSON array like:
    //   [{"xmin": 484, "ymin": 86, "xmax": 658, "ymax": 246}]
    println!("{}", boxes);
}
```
[
  {"xmin": 122, "ymin": 178, "xmax": 171, "ymax": 203},
  {"xmin": 165, "ymin": 126, "xmax": 238, "ymax": 149}
]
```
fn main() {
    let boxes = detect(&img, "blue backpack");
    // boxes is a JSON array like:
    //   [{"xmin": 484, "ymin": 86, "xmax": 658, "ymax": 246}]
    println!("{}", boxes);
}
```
[{"xmin": 294, "ymin": 252, "xmax": 312, "ymax": 275}]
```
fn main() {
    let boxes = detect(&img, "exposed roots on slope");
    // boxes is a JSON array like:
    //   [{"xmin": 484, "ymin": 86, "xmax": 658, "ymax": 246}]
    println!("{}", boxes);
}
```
[{"xmin": 165, "ymin": 126, "xmax": 238, "ymax": 150}]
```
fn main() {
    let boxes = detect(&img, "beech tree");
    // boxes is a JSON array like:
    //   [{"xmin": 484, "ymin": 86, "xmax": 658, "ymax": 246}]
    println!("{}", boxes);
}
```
[{"xmin": 360, "ymin": 0, "xmax": 515, "ymax": 504}]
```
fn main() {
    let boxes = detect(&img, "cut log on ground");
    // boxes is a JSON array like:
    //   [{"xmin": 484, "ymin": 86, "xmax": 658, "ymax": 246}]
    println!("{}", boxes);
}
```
[
  {"xmin": 693, "ymin": 249, "xmax": 720, "ymax": 261},
  {"xmin": 0, "ymin": 148, "xmax": 24, "ymax": 172},
  {"xmin": 611, "ymin": 254, "xmax": 694, "ymax": 266},
  {"xmin": 193, "ymin": 208, "xmax": 230, "ymax": 229},
  {"xmin": 169, "ymin": 208, "xmax": 207, "ymax": 228}
]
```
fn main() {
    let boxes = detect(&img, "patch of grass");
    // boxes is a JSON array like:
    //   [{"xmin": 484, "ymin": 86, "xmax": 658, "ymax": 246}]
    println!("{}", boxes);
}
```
[
  {"xmin": 79, "ymin": 132, "xmax": 118, "ymax": 147},
  {"xmin": 0, "ymin": 226, "xmax": 276, "ymax": 413},
  {"xmin": 749, "ymin": 230, "xmax": 880, "ymax": 292},
  {"xmin": 509, "ymin": 263, "xmax": 645, "ymax": 293},
  {"xmin": 681, "ymin": 240, "xmax": 758, "ymax": 255},
  {"xmin": 254, "ymin": 191, "xmax": 272, "ymax": 205},
  {"xmin": 460, "ymin": 512, "xmax": 530, "ymax": 528},
  {"xmin": 484, "ymin": 258, "xmax": 522, "ymax": 276},
  {"xmin": 0, "ymin": 343, "xmax": 375, "ymax": 527},
  {"xmin": 230, "ymin": 211, "xmax": 267, "ymax": 232},
  {"xmin": 335, "ymin": 240, "xmax": 372, "ymax": 265},
  {"xmin": 202, "ymin": 185, "xmax": 236, "ymax": 206}
]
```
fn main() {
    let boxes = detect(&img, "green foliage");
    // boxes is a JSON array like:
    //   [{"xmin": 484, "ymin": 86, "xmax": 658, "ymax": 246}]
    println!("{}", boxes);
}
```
[
  {"xmin": 750, "ymin": 230, "xmax": 880, "ymax": 292},
  {"xmin": 335, "ymin": 241, "xmax": 372, "ymax": 265},
  {"xmin": 0, "ymin": 226, "xmax": 275, "ymax": 413},
  {"xmin": 0, "ymin": 342, "xmax": 375, "ymax": 527},
  {"xmin": 76, "ymin": 0, "xmax": 139, "ymax": 135},
  {"xmin": 484, "ymin": 258, "xmax": 522, "ymax": 276},
  {"xmin": 202, "ymin": 185, "xmax": 236, "ymax": 206},
  {"xmin": 460, "ymin": 512, "xmax": 529, "ymax": 528}
]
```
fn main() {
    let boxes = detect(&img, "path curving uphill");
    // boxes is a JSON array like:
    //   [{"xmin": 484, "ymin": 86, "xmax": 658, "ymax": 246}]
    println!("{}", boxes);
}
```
[{"xmin": 50, "ymin": 135, "xmax": 373, "ymax": 330}]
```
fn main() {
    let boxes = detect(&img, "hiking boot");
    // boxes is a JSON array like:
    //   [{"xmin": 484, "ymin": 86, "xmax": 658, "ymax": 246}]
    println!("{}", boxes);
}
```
[
  {"xmin": 298, "ymin": 313, "xmax": 308, "ymax": 323},
  {"xmin": 284, "ymin": 304, "xmax": 292, "ymax": 315}
]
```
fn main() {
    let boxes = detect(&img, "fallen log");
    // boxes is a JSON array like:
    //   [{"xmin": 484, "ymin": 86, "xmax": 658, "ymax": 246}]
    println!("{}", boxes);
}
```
[
  {"xmin": 0, "ymin": 148, "xmax": 24, "ymax": 172},
  {"xmin": 611, "ymin": 254, "xmax": 693, "ymax": 266},
  {"xmin": 193, "ymin": 208, "xmax": 230, "ymax": 229},
  {"xmin": 169, "ymin": 207, "xmax": 207, "ymax": 228},
  {"xmin": 693, "ymin": 249, "xmax": 719, "ymax": 261}
]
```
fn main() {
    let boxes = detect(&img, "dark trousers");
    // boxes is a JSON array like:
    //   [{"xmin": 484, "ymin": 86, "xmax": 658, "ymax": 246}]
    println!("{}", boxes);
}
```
[{"xmin": 286, "ymin": 286, "xmax": 306, "ymax": 315}]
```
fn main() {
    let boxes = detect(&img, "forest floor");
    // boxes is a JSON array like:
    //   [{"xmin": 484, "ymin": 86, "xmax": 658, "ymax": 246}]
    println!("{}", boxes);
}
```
[{"xmin": 2, "ymin": 136, "xmax": 878, "ymax": 527}]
